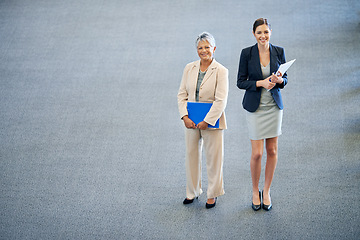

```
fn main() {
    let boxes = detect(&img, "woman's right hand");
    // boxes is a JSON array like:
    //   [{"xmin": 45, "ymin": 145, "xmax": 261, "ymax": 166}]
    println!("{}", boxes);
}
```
[
  {"xmin": 257, "ymin": 76, "xmax": 276, "ymax": 90},
  {"xmin": 182, "ymin": 115, "xmax": 196, "ymax": 129}
]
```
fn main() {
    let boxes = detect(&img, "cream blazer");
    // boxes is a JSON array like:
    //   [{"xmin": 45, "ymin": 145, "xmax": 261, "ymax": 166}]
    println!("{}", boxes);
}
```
[{"xmin": 178, "ymin": 59, "xmax": 229, "ymax": 130}]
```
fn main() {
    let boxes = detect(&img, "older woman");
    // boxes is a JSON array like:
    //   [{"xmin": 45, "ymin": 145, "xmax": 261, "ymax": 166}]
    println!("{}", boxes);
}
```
[
  {"xmin": 237, "ymin": 18, "xmax": 288, "ymax": 211},
  {"xmin": 178, "ymin": 32, "xmax": 228, "ymax": 209}
]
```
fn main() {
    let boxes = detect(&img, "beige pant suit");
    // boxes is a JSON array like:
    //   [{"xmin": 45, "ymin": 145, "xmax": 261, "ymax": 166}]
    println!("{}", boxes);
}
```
[{"xmin": 177, "ymin": 59, "xmax": 229, "ymax": 199}]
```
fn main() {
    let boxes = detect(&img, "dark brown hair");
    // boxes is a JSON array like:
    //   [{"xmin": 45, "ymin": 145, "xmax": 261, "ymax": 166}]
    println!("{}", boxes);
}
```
[{"xmin": 253, "ymin": 18, "xmax": 271, "ymax": 32}]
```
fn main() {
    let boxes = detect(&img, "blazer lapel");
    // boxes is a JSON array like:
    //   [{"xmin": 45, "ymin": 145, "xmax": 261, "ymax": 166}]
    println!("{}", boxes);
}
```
[
  {"xmin": 190, "ymin": 60, "xmax": 200, "ymax": 90},
  {"xmin": 269, "ymin": 43, "xmax": 278, "ymax": 74},
  {"xmin": 251, "ymin": 44, "xmax": 263, "ymax": 80}
]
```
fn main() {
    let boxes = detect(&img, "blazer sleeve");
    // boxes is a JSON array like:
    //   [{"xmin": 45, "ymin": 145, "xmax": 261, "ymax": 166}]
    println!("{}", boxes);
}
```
[
  {"xmin": 204, "ymin": 66, "xmax": 228, "ymax": 126},
  {"xmin": 237, "ymin": 48, "xmax": 257, "ymax": 92},
  {"xmin": 177, "ymin": 64, "xmax": 190, "ymax": 119}
]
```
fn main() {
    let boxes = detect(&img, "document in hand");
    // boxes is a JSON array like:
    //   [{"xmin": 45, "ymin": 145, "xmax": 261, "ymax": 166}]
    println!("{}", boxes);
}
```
[
  {"xmin": 187, "ymin": 102, "xmax": 219, "ymax": 128},
  {"xmin": 276, "ymin": 59, "xmax": 296, "ymax": 76}
]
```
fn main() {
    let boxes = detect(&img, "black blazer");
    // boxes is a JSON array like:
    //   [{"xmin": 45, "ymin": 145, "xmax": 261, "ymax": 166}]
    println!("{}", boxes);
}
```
[{"xmin": 237, "ymin": 43, "xmax": 288, "ymax": 112}]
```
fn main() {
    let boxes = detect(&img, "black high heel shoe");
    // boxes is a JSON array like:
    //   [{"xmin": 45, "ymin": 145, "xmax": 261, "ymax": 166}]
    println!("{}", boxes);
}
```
[
  {"xmin": 262, "ymin": 191, "xmax": 272, "ymax": 211},
  {"xmin": 252, "ymin": 190, "xmax": 261, "ymax": 211},
  {"xmin": 183, "ymin": 197, "xmax": 198, "ymax": 204},
  {"xmin": 205, "ymin": 197, "xmax": 217, "ymax": 209}
]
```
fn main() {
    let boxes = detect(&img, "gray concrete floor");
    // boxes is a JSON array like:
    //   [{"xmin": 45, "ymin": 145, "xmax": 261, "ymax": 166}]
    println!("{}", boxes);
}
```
[{"xmin": 0, "ymin": 0, "xmax": 359, "ymax": 239}]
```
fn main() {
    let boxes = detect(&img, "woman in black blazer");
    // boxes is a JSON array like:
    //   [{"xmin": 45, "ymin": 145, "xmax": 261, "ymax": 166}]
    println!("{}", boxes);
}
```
[{"xmin": 237, "ymin": 18, "xmax": 288, "ymax": 211}]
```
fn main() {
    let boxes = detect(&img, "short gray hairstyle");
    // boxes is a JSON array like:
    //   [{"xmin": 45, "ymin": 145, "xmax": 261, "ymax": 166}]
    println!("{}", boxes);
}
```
[{"xmin": 195, "ymin": 32, "xmax": 216, "ymax": 48}]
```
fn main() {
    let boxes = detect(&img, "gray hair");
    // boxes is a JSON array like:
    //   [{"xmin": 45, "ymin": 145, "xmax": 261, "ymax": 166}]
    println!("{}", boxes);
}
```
[{"xmin": 195, "ymin": 32, "xmax": 216, "ymax": 48}]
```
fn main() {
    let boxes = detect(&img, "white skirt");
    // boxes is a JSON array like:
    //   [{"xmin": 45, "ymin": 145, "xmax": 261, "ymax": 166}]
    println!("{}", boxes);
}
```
[{"xmin": 246, "ymin": 89, "xmax": 283, "ymax": 140}]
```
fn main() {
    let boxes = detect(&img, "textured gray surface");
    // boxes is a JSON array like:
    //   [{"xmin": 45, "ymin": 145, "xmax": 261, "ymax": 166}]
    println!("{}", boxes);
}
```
[{"xmin": 1, "ymin": 0, "xmax": 359, "ymax": 239}]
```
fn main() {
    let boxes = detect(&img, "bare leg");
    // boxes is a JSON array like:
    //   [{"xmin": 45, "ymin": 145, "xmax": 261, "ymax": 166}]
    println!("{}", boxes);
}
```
[
  {"xmin": 263, "ymin": 137, "xmax": 278, "ymax": 205},
  {"xmin": 250, "ymin": 139, "xmax": 264, "ymax": 205}
]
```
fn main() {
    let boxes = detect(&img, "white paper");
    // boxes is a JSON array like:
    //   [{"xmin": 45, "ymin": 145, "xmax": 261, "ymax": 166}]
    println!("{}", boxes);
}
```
[
  {"xmin": 267, "ymin": 59, "xmax": 296, "ymax": 92},
  {"xmin": 276, "ymin": 59, "xmax": 296, "ymax": 76}
]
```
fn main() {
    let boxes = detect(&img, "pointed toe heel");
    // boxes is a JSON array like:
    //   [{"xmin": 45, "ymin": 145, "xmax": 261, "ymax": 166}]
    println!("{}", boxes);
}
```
[
  {"xmin": 252, "ymin": 190, "xmax": 261, "ymax": 211},
  {"xmin": 183, "ymin": 197, "xmax": 198, "ymax": 205},
  {"xmin": 262, "ymin": 191, "xmax": 272, "ymax": 211},
  {"xmin": 206, "ymin": 197, "xmax": 217, "ymax": 209}
]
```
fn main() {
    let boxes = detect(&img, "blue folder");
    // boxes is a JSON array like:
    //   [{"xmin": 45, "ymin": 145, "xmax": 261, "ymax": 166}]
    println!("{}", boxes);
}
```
[{"xmin": 187, "ymin": 102, "xmax": 219, "ymax": 128}]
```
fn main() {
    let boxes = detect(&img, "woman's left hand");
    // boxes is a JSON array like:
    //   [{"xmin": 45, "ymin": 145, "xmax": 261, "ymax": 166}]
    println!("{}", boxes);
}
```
[
  {"xmin": 197, "ymin": 121, "xmax": 208, "ymax": 130},
  {"xmin": 270, "ymin": 73, "xmax": 283, "ymax": 84}
]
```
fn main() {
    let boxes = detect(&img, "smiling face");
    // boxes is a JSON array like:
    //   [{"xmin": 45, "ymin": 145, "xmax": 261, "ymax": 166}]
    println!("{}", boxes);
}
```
[
  {"xmin": 197, "ymin": 40, "xmax": 216, "ymax": 62},
  {"xmin": 253, "ymin": 24, "xmax": 271, "ymax": 47}
]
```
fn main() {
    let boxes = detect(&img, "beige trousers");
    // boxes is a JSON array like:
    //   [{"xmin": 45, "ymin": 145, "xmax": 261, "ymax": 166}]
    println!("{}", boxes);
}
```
[{"xmin": 185, "ymin": 128, "xmax": 225, "ymax": 199}]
